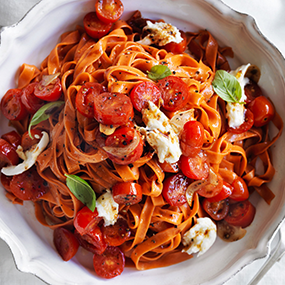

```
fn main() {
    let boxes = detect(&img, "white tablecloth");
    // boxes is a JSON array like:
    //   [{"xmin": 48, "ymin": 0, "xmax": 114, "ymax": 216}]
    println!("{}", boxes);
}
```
[{"xmin": 0, "ymin": 0, "xmax": 285, "ymax": 284}]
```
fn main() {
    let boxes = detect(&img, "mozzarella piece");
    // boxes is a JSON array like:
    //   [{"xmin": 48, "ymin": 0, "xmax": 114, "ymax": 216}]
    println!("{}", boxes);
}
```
[
  {"xmin": 140, "ymin": 101, "xmax": 182, "ymax": 164},
  {"xmin": 96, "ymin": 190, "xmax": 119, "ymax": 226},
  {"xmin": 182, "ymin": 217, "xmax": 217, "ymax": 257},
  {"xmin": 226, "ymin": 63, "xmax": 251, "ymax": 128},
  {"xmin": 138, "ymin": 21, "xmax": 183, "ymax": 46},
  {"xmin": 1, "ymin": 132, "xmax": 49, "ymax": 176}
]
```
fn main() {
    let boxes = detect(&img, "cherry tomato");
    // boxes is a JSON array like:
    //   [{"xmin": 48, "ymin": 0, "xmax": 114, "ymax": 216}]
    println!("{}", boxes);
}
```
[
  {"xmin": 83, "ymin": 12, "xmax": 112, "ymax": 39},
  {"xmin": 180, "ymin": 121, "xmax": 204, "ymax": 157},
  {"xmin": 162, "ymin": 173, "xmax": 191, "ymax": 206},
  {"xmin": 21, "ymin": 129, "xmax": 43, "ymax": 151},
  {"xmin": 248, "ymin": 96, "xmax": 275, "ymax": 127},
  {"xmin": 112, "ymin": 182, "xmax": 142, "ymax": 205},
  {"xmin": 0, "ymin": 138, "xmax": 19, "ymax": 165},
  {"xmin": 224, "ymin": 200, "xmax": 256, "ymax": 228},
  {"xmin": 76, "ymin": 82, "xmax": 106, "ymax": 118},
  {"xmin": 207, "ymin": 181, "xmax": 233, "ymax": 203},
  {"xmin": 34, "ymin": 77, "xmax": 62, "ymax": 102},
  {"xmin": 162, "ymin": 30, "xmax": 187, "ymax": 54},
  {"xmin": 74, "ymin": 206, "xmax": 102, "ymax": 235},
  {"xmin": 130, "ymin": 81, "xmax": 162, "ymax": 112},
  {"xmin": 179, "ymin": 154, "xmax": 209, "ymax": 180},
  {"xmin": 94, "ymin": 92, "xmax": 134, "ymax": 126},
  {"xmin": 53, "ymin": 227, "xmax": 79, "ymax": 261},
  {"xmin": 197, "ymin": 173, "xmax": 223, "ymax": 198},
  {"xmin": 202, "ymin": 198, "xmax": 229, "ymax": 221},
  {"xmin": 93, "ymin": 246, "xmax": 125, "ymax": 279},
  {"xmin": 1, "ymin": 131, "xmax": 21, "ymax": 150},
  {"xmin": 230, "ymin": 177, "xmax": 249, "ymax": 201},
  {"xmin": 9, "ymin": 167, "xmax": 48, "ymax": 200},
  {"xmin": 157, "ymin": 76, "xmax": 190, "ymax": 112},
  {"xmin": 228, "ymin": 108, "xmax": 254, "ymax": 134},
  {"xmin": 1, "ymin": 173, "xmax": 12, "ymax": 191},
  {"xmin": 21, "ymin": 82, "xmax": 45, "ymax": 114},
  {"xmin": 95, "ymin": 0, "xmax": 124, "ymax": 23},
  {"xmin": 244, "ymin": 81, "xmax": 262, "ymax": 103},
  {"xmin": 1, "ymin": 88, "xmax": 28, "ymax": 121},
  {"xmin": 158, "ymin": 161, "xmax": 179, "ymax": 173},
  {"xmin": 102, "ymin": 218, "xmax": 131, "ymax": 246}
]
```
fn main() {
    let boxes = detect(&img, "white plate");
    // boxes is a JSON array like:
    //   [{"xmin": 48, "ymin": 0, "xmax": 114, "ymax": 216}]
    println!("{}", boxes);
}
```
[{"xmin": 0, "ymin": 0, "xmax": 285, "ymax": 284}]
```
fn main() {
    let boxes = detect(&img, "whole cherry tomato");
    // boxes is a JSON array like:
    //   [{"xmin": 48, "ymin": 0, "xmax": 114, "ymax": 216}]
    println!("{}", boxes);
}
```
[
  {"xmin": 230, "ymin": 177, "xmax": 249, "ymax": 201},
  {"xmin": 244, "ymin": 81, "xmax": 262, "ymax": 103}
]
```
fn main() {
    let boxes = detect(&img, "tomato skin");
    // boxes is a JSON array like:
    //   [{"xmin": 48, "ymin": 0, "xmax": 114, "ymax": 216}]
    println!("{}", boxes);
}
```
[
  {"xmin": 207, "ymin": 181, "xmax": 233, "ymax": 203},
  {"xmin": 162, "ymin": 173, "xmax": 191, "ymax": 206},
  {"xmin": 21, "ymin": 129, "xmax": 43, "ymax": 151},
  {"xmin": 9, "ymin": 167, "xmax": 48, "ymax": 200},
  {"xmin": 130, "ymin": 81, "xmax": 161, "ymax": 112},
  {"xmin": 94, "ymin": 92, "xmax": 134, "ymax": 126},
  {"xmin": 0, "ymin": 138, "xmax": 19, "ymax": 165},
  {"xmin": 1, "ymin": 89, "xmax": 28, "ymax": 121},
  {"xmin": 76, "ymin": 82, "xmax": 106, "ymax": 118},
  {"xmin": 1, "ymin": 131, "xmax": 21, "ymax": 150},
  {"xmin": 230, "ymin": 177, "xmax": 249, "ymax": 201},
  {"xmin": 53, "ymin": 227, "xmax": 79, "ymax": 261},
  {"xmin": 197, "ymin": 173, "xmax": 223, "ymax": 198},
  {"xmin": 74, "ymin": 206, "xmax": 102, "ymax": 235},
  {"xmin": 34, "ymin": 77, "xmax": 62, "ymax": 101},
  {"xmin": 244, "ymin": 82, "xmax": 262, "ymax": 104},
  {"xmin": 228, "ymin": 109, "xmax": 254, "ymax": 134},
  {"xmin": 224, "ymin": 200, "xmax": 256, "ymax": 228},
  {"xmin": 21, "ymin": 82, "xmax": 45, "ymax": 114},
  {"xmin": 112, "ymin": 182, "xmax": 142, "ymax": 205},
  {"xmin": 102, "ymin": 218, "xmax": 131, "ymax": 246},
  {"xmin": 162, "ymin": 30, "xmax": 187, "ymax": 54},
  {"xmin": 157, "ymin": 76, "xmax": 190, "ymax": 112},
  {"xmin": 202, "ymin": 198, "xmax": 229, "ymax": 221},
  {"xmin": 158, "ymin": 161, "xmax": 179, "ymax": 173},
  {"xmin": 93, "ymin": 246, "xmax": 125, "ymax": 279},
  {"xmin": 83, "ymin": 12, "xmax": 112, "ymax": 39},
  {"xmin": 95, "ymin": 0, "xmax": 124, "ymax": 24},
  {"xmin": 179, "ymin": 154, "xmax": 209, "ymax": 180},
  {"xmin": 248, "ymin": 96, "xmax": 275, "ymax": 127},
  {"xmin": 180, "ymin": 121, "xmax": 204, "ymax": 157}
]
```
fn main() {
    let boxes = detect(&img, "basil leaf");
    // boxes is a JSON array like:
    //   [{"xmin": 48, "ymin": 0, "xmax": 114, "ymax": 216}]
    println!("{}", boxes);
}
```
[
  {"xmin": 65, "ymin": 174, "xmax": 96, "ymax": 212},
  {"xmin": 212, "ymin": 70, "xmax": 242, "ymax": 103},
  {"xmin": 147, "ymin": 65, "xmax": 172, "ymax": 81},
  {"xmin": 28, "ymin": 101, "xmax": 64, "ymax": 138}
]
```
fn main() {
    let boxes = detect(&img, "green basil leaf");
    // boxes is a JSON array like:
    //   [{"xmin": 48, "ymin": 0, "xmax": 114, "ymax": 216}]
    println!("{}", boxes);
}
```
[
  {"xmin": 212, "ymin": 70, "xmax": 242, "ymax": 103},
  {"xmin": 28, "ymin": 101, "xmax": 64, "ymax": 138},
  {"xmin": 147, "ymin": 65, "xmax": 172, "ymax": 81},
  {"xmin": 65, "ymin": 174, "xmax": 96, "ymax": 212}
]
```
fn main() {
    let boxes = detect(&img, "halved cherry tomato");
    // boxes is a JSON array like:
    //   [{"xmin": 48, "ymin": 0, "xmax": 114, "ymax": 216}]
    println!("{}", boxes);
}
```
[
  {"xmin": 102, "ymin": 218, "xmax": 131, "ymax": 246},
  {"xmin": 197, "ymin": 173, "xmax": 223, "ymax": 198},
  {"xmin": 162, "ymin": 30, "xmax": 187, "ymax": 54},
  {"xmin": 162, "ymin": 173, "xmax": 191, "ymax": 206},
  {"xmin": 202, "ymin": 198, "xmax": 229, "ymax": 221},
  {"xmin": 34, "ymin": 77, "xmax": 62, "ymax": 102},
  {"xmin": 95, "ymin": 0, "xmax": 124, "ymax": 23},
  {"xmin": 53, "ymin": 227, "xmax": 79, "ymax": 261},
  {"xmin": 83, "ymin": 12, "xmax": 113, "ymax": 39},
  {"xmin": 1, "ymin": 88, "xmax": 28, "ymax": 121},
  {"xmin": 130, "ymin": 81, "xmax": 161, "ymax": 112},
  {"xmin": 74, "ymin": 206, "xmax": 102, "ymax": 235},
  {"xmin": 180, "ymin": 121, "xmax": 204, "ymax": 157},
  {"xmin": 112, "ymin": 182, "xmax": 142, "ymax": 205},
  {"xmin": 21, "ymin": 82, "xmax": 45, "ymax": 114},
  {"xmin": 1, "ymin": 131, "xmax": 21, "ymax": 150},
  {"xmin": 224, "ymin": 200, "xmax": 256, "ymax": 228},
  {"xmin": 94, "ymin": 92, "xmax": 134, "ymax": 126},
  {"xmin": 21, "ymin": 129, "xmax": 43, "ymax": 151},
  {"xmin": 230, "ymin": 177, "xmax": 249, "ymax": 201},
  {"xmin": 244, "ymin": 81, "xmax": 262, "ymax": 104},
  {"xmin": 207, "ymin": 181, "xmax": 233, "ymax": 203},
  {"xmin": 179, "ymin": 154, "xmax": 209, "ymax": 180},
  {"xmin": 9, "ymin": 167, "xmax": 48, "ymax": 200},
  {"xmin": 76, "ymin": 82, "xmax": 106, "ymax": 118},
  {"xmin": 228, "ymin": 108, "xmax": 254, "ymax": 134},
  {"xmin": 0, "ymin": 138, "xmax": 19, "ymax": 165},
  {"xmin": 93, "ymin": 246, "xmax": 125, "ymax": 279},
  {"xmin": 158, "ymin": 161, "xmax": 179, "ymax": 173},
  {"xmin": 248, "ymin": 96, "xmax": 275, "ymax": 127},
  {"xmin": 0, "ymin": 174, "xmax": 12, "ymax": 191},
  {"xmin": 157, "ymin": 76, "xmax": 190, "ymax": 112}
]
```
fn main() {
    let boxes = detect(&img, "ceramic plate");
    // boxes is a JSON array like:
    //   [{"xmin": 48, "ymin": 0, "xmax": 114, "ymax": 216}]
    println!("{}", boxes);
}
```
[{"xmin": 0, "ymin": 0, "xmax": 285, "ymax": 284}]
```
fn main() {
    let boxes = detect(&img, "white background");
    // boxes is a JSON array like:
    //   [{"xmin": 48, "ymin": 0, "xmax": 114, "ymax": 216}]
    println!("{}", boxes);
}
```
[{"xmin": 0, "ymin": 0, "xmax": 285, "ymax": 284}]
